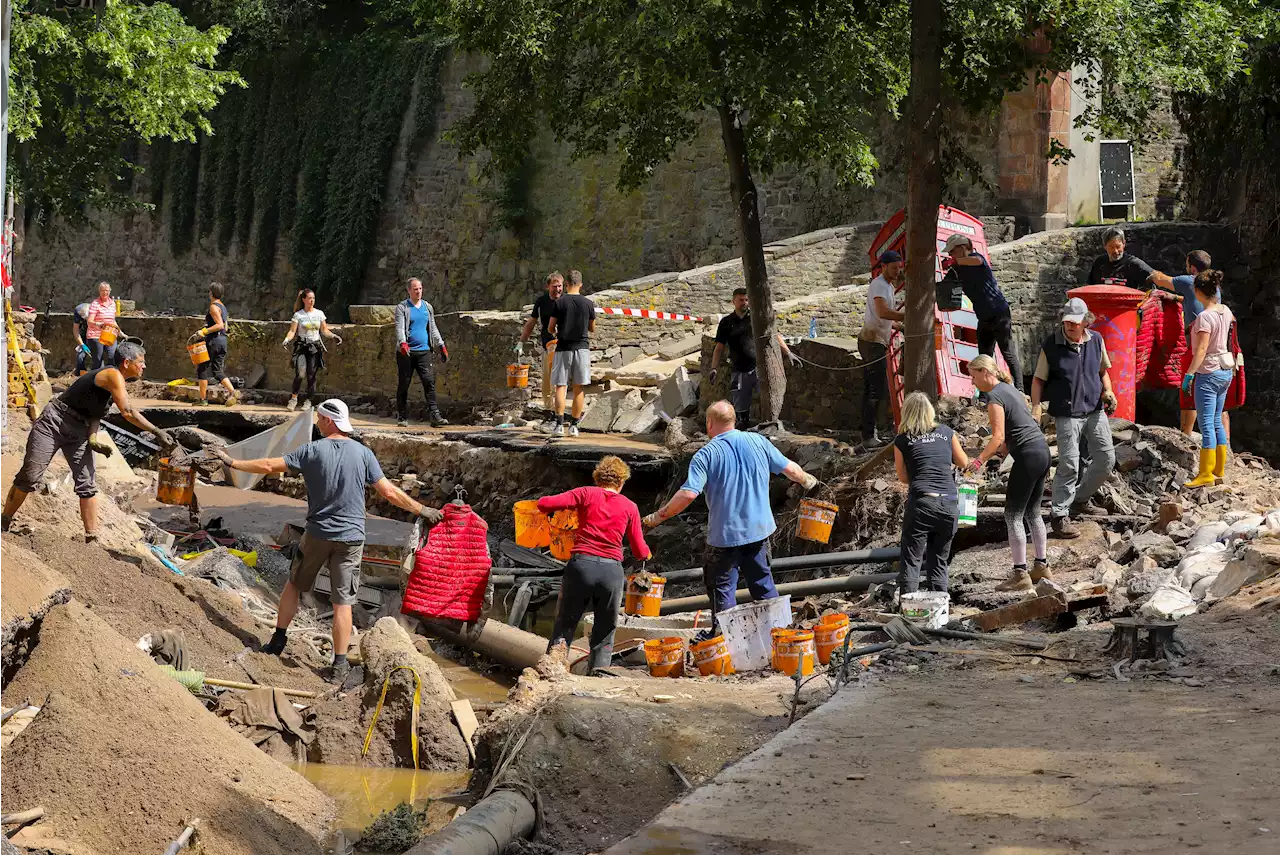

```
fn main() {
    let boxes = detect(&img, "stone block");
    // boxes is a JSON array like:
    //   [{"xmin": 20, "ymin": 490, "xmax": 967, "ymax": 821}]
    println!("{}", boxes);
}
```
[
  {"xmin": 659, "ymin": 366, "xmax": 697, "ymax": 418},
  {"xmin": 1207, "ymin": 542, "xmax": 1280, "ymax": 600},
  {"xmin": 348, "ymin": 305, "xmax": 398, "ymax": 325},
  {"xmin": 969, "ymin": 594, "xmax": 1067, "ymax": 632},
  {"xmin": 626, "ymin": 399, "xmax": 665, "ymax": 434},
  {"xmin": 609, "ymin": 389, "xmax": 647, "ymax": 432},
  {"xmin": 619, "ymin": 346, "xmax": 644, "ymax": 366},
  {"xmin": 656, "ymin": 334, "xmax": 703, "ymax": 361},
  {"xmin": 578, "ymin": 389, "xmax": 634, "ymax": 433}
]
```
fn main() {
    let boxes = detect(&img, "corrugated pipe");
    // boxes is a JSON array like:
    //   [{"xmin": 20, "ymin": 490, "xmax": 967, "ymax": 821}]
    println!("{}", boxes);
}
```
[{"xmin": 405, "ymin": 790, "xmax": 536, "ymax": 855}]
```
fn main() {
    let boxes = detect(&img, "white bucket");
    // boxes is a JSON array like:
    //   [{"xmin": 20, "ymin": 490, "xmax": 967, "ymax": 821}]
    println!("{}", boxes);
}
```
[
  {"xmin": 900, "ymin": 591, "xmax": 950, "ymax": 629},
  {"xmin": 717, "ymin": 595, "xmax": 792, "ymax": 672},
  {"xmin": 958, "ymin": 480, "xmax": 978, "ymax": 528}
]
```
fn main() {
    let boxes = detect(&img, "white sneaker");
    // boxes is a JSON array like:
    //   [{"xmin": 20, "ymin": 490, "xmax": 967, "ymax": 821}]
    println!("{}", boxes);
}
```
[
  {"xmin": 286, "ymin": 397, "xmax": 297, "ymax": 411},
  {"xmin": 539, "ymin": 420, "xmax": 564, "ymax": 436},
  {"xmin": 301, "ymin": 400, "xmax": 312, "ymax": 410},
  {"xmin": 567, "ymin": 423, "xmax": 579, "ymax": 437}
]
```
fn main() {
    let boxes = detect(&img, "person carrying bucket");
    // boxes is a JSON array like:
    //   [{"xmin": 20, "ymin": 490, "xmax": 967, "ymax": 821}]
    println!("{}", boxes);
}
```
[
  {"xmin": 643, "ymin": 400, "xmax": 820, "ymax": 630},
  {"xmin": 1181, "ymin": 269, "xmax": 1240, "ymax": 488},
  {"xmin": 893, "ymin": 392, "xmax": 969, "ymax": 594},
  {"xmin": 3, "ymin": 342, "xmax": 177, "ymax": 542},
  {"xmin": 188, "ymin": 282, "xmax": 239, "ymax": 406},
  {"xmin": 282, "ymin": 288, "xmax": 343, "ymax": 411},
  {"xmin": 394, "ymin": 277, "xmax": 448, "ymax": 427},
  {"xmin": 85, "ymin": 281, "xmax": 124, "ymax": 370},
  {"xmin": 213, "ymin": 399, "xmax": 445, "ymax": 683},
  {"xmin": 520, "ymin": 270, "xmax": 564, "ymax": 416},
  {"xmin": 966, "ymin": 354, "xmax": 1051, "ymax": 592},
  {"xmin": 536, "ymin": 455, "xmax": 651, "ymax": 672}
]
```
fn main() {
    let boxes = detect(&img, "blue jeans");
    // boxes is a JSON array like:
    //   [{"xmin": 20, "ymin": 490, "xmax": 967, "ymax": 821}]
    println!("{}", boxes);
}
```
[
  {"xmin": 1194, "ymin": 369, "xmax": 1232, "ymax": 449},
  {"xmin": 89, "ymin": 339, "xmax": 115, "ymax": 370},
  {"xmin": 703, "ymin": 538, "xmax": 776, "ymax": 617}
]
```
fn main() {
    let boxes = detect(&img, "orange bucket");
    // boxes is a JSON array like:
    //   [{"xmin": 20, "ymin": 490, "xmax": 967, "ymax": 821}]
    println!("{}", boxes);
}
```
[
  {"xmin": 691, "ymin": 635, "xmax": 734, "ymax": 676},
  {"xmin": 548, "ymin": 509, "xmax": 578, "ymax": 561},
  {"xmin": 188, "ymin": 341, "xmax": 210, "ymax": 366},
  {"xmin": 796, "ymin": 498, "xmax": 838, "ymax": 544},
  {"xmin": 624, "ymin": 575, "xmax": 666, "ymax": 617},
  {"xmin": 507, "ymin": 363, "xmax": 530, "ymax": 388},
  {"xmin": 513, "ymin": 500, "xmax": 550, "ymax": 548},
  {"xmin": 156, "ymin": 458, "xmax": 196, "ymax": 506},
  {"xmin": 814, "ymin": 613, "xmax": 850, "ymax": 665},
  {"xmin": 97, "ymin": 325, "xmax": 118, "ymax": 347},
  {"xmin": 643, "ymin": 636, "xmax": 685, "ymax": 678},
  {"xmin": 770, "ymin": 628, "xmax": 798, "ymax": 671},
  {"xmin": 773, "ymin": 629, "xmax": 816, "ymax": 676}
]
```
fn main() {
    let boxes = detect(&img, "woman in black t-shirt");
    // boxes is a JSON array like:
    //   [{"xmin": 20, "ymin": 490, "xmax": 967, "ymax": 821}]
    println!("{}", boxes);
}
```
[
  {"xmin": 894, "ymin": 392, "xmax": 969, "ymax": 593},
  {"xmin": 967, "ymin": 355, "xmax": 1051, "ymax": 593}
]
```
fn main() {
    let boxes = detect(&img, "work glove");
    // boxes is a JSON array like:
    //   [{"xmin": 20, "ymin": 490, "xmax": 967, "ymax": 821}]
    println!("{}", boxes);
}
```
[
  {"xmin": 188, "ymin": 332, "xmax": 203, "ymax": 345},
  {"xmin": 786, "ymin": 351, "xmax": 802, "ymax": 368},
  {"xmin": 281, "ymin": 338, "xmax": 292, "ymax": 350},
  {"xmin": 418, "ymin": 506, "xmax": 444, "ymax": 525},
  {"xmin": 1181, "ymin": 373, "xmax": 1195, "ymax": 395},
  {"xmin": 1102, "ymin": 390, "xmax": 1118, "ymax": 416},
  {"xmin": 438, "ymin": 345, "xmax": 450, "ymax": 363},
  {"xmin": 941, "ymin": 255, "xmax": 956, "ymax": 270},
  {"xmin": 80, "ymin": 343, "xmax": 91, "ymax": 356},
  {"xmin": 798, "ymin": 472, "xmax": 820, "ymax": 492},
  {"xmin": 642, "ymin": 512, "xmax": 662, "ymax": 530},
  {"xmin": 398, "ymin": 341, "xmax": 410, "ymax": 357},
  {"xmin": 708, "ymin": 368, "xmax": 718, "ymax": 385},
  {"xmin": 87, "ymin": 435, "xmax": 115, "ymax": 458},
  {"xmin": 152, "ymin": 428, "xmax": 179, "ymax": 453},
  {"xmin": 331, "ymin": 335, "xmax": 343, "ymax": 347}
]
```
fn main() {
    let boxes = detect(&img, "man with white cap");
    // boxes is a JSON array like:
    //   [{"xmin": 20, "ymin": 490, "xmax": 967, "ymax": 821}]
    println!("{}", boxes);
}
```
[
  {"xmin": 943, "ymin": 232, "xmax": 1023, "ymax": 391},
  {"xmin": 215, "ymin": 399, "xmax": 444, "ymax": 682},
  {"xmin": 1030, "ymin": 298, "xmax": 1118, "ymax": 539}
]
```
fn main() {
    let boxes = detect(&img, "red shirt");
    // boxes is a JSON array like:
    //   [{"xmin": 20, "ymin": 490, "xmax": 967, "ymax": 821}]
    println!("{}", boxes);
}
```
[{"xmin": 537, "ymin": 486, "xmax": 651, "ymax": 562}]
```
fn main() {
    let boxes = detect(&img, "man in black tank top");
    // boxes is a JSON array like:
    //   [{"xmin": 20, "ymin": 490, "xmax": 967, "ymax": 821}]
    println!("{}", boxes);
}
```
[{"xmin": 3, "ymin": 342, "xmax": 177, "ymax": 543}]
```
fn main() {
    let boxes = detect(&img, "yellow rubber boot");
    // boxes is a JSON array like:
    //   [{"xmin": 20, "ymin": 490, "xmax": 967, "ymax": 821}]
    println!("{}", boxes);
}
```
[
  {"xmin": 1185, "ymin": 448, "xmax": 1216, "ymax": 488},
  {"xmin": 1213, "ymin": 445, "xmax": 1228, "ymax": 481}
]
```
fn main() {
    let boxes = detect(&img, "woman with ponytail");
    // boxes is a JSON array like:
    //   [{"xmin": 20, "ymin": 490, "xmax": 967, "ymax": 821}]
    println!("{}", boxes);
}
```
[
  {"xmin": 967, "ymin": 354, "xmax": 1052, "ymax": 592},
  {"xmin": 1182, "ymin": 269, "xmax": 1239, "ymax": 487},
  {"xmin": 281, "ymin": 289, "xmax": 342, "ymax": 411}
]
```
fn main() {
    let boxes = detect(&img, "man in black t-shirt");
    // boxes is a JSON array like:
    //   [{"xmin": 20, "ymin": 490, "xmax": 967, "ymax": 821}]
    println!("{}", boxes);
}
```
[
  {"xmin": 1087, "ymin": 226, "xmax": 1159, "ymax": 290},
  {"xmin": 709, "ymin": 288, "xmax": 801, "ymax": 429},
  {"xmin": 521, "ymin": 270, "xmax": 564, "ymax": 412},
  {"xmin": 542, "ymin": 269, "xmax": 596, "ymax": 437}
]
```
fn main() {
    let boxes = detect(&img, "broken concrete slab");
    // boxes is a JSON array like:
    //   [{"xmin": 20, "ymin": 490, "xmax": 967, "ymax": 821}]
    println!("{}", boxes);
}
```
[
  {"xmin": 626, "ymin": 399, "xmax": 666, "ymax": 434},
  {"xmin": 579, "ymin": 389, "xmax": 637, "ymax": 433},
  {"xmin": 968, "ymin": 595, "xmax": 1067, "ymax": 632},
  {"xmin": 609, "ymin": 390, "xmax": 647, "ymax": 432},
  {"xmin": 1207, "ymin": 542, "xmax": 1280, "ymax": 600},
  {"xmin": 657, "ymin": 334, "xmax": 704, "ymax": 361},
  {"xmin": 659, "ymin": 366, "xmax": 697, "ymax": 418}
]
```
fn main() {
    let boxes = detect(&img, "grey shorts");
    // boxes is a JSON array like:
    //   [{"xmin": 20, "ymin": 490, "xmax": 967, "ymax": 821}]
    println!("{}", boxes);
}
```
[
  {"xmin": 14, "ymin": 399, "xmax": 97, "ymax": 498},
  {"xmin": 551, "ymin": 348, "xmax": 591, "ymax": 387},
  {"xmin": 291, "ymin": 531, "xmax": 364, "ymax": 606}
]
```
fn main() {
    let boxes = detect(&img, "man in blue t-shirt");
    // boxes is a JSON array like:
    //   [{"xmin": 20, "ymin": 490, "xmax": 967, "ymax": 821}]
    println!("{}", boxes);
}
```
[
  {"xmin": 943, "ymin": 233, "xmax": 1023, "ymax": 391},
  {"xmin": 215, "ymin": 399, "xmax": 444, "ymax": 683},
  {"xmin": 643, "ymin": 400, "xmax": 820, "ymax": 623},
  {"xmin": 394, "ymin": 277, "xmax": 450, "ymax": 428}
]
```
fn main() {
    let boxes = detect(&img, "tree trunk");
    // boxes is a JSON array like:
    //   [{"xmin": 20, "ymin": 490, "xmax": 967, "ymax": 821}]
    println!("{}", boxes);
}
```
[
  {"xmin": 718, "ymin": 102, "xmax": 785, "ymax": 423},
  {"xmin": 904, "ymin": 0, "xmax": 943, "ymax": 397}
]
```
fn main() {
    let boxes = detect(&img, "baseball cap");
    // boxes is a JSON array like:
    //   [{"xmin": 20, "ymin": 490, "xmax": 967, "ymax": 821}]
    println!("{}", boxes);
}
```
[
  {"xmin": 878, "ymin": 250, "xmax": 903, "ymax": 265},
  {"xmin": 316, "ymin": 399, "xmax": 354, "ymax": 433},
  {"xmin": 944, "ymin": 233, "xmax": 973, "ymax": 253},
  {"xmin": 1061, "ymin": 297, "xmax": 1089, "ymax": 324}
]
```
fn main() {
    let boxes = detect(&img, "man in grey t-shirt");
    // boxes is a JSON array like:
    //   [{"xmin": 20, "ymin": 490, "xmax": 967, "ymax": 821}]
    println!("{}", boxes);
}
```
[{"xmin": 217, "ymin": 399, "xmax": 443, "ymax": 682}]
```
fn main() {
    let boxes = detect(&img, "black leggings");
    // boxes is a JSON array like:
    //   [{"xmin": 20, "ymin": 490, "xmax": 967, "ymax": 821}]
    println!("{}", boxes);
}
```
[
  {"xmin": 977, "ymin": 312, "xmax": 1023, "ymax": 392},
  {"xmin": 899, "ymin": 493, "xmax": 958, "ymax": 593},
  {"xmin": 396, "ymin": 350, "xmax": 438, "ymax": 419},
  {"xmin": 548, "ymin": 554, "xmax": 624, "ymax": 672},
  {"xmin": 1005, "ymin": 443, "xmax": 1050, "ymax": 566},
  {"xmin": 291, "ymin": 344, "xmax": 323, "ymax": 404}
]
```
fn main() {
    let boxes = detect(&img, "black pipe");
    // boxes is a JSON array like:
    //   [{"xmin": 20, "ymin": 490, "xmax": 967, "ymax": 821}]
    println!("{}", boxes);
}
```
[{"xmin": 659, "ymin": 572, "xmax": 897, "ymax": 614}]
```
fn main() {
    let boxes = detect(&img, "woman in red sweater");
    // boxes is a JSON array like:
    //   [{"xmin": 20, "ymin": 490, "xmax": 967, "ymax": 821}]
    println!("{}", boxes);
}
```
[{"xmin": 537, "ymin": 455, "xmax": 652, "ymax": 672}]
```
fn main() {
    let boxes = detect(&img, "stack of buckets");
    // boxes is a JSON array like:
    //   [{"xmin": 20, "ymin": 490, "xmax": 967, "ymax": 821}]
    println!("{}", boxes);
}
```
[
  {"xmin": 770, "ymin": 613, "xmax": 850, "ymax": 675},
  {"xmin": 644, "ymin": 634, "xmax": 733, "ymax": 678},
  {"xmin": 511, "ymin": 501, "xmax": 578, "ymax": 559}
]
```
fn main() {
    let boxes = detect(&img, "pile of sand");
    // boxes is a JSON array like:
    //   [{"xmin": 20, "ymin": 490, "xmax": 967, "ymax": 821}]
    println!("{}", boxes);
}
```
[{"xmin": 1, "ymin": 602, "xmax": 334, "ymax": 855}]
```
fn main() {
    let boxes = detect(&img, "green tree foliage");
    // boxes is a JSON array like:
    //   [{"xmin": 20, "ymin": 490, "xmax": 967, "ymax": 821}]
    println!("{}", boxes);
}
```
[
  {"xmin": 430, "ymin": 0, "xmax": 912, "ymax": 421},
  {"xmin": 8, "ymin": 0, "xmax": 243, "ymax": 219}
]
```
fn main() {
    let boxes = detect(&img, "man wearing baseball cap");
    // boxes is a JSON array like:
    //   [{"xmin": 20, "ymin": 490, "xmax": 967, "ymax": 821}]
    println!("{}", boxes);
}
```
[
  {"xmin": 216, "ymin": 398, "xmax": 445, "ymax": 682},
  {"xmin": 858, "ymin": 250, "xmax": 906, "ymax": 448},
  {"xmin": 1030, "ymin": 298, "xmax": 1118, "ymax": 539},
  {"xmin": 943, "ymin": 233, "xmax": 1023, "ymax": 390}
]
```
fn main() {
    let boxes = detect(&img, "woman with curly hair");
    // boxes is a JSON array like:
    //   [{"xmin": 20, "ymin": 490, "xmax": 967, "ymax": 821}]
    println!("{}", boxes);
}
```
[{"xmin": 536, "ymin": 455, "xmax": 652, "ymax": 672}]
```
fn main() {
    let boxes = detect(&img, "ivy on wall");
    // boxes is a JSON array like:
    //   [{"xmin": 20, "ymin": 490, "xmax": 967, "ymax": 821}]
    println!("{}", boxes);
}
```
[{"xmin": 147, "ymin": 25, "xmax": 446, "ymax": 320}]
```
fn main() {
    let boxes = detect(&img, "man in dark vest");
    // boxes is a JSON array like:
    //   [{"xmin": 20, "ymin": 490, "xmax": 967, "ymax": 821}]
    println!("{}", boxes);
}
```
[{"xmin": 1030, "ymin": 298, "xmax": 1118, "ymax": 539}]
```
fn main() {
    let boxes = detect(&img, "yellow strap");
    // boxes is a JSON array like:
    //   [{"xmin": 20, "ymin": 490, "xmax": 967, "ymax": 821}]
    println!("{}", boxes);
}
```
[
  {"xmin": 361, "ymin": 666, "xmax": 422, "ymax": 769},
  {"xmin": 5, "ymin": 300, "xmax": 40, "ymax": 413}
]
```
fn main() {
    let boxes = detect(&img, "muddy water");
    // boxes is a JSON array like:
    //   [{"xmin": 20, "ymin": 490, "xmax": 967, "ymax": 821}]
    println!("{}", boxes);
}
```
[
  {"xmin": 294, "ymin": 763, "xmax": 470, "ymax": 843},
  {"xmin": 425, "ymin": 648, "xmax": 514, "ymax": 703}
]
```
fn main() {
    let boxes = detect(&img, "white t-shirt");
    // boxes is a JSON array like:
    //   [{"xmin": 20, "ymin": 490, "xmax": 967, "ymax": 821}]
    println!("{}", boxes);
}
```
[
  {"xmin": 860, "ymin": 275, "xmax": 898, "ymax": 345},
  {"xmin": 293, "ymin": 309, "xmax": 326, "ymax": 342}
]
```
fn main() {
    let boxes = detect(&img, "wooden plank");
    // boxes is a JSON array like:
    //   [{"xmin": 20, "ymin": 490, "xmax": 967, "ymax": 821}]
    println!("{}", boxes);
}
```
[
  {"xmin": 969, "ymin": 595, "xmax": 1066, "ymax": 632},
  {"xmin": 451, "ymin": 699, "xmax": 479, "ymax": 764}
]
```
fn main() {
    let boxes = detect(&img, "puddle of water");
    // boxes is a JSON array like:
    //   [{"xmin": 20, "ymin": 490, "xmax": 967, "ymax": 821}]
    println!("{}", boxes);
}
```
[
  {"xmin": 293, "ymin": 763, "xmax": 471, "ymax": 842},
  {"xmin": 424, "ymin": 649, "xmax": 514, "ymax": 704}
]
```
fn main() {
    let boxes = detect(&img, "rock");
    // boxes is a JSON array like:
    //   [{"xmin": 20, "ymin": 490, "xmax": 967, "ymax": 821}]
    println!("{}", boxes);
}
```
[
  {"xmin": 1155, "ymin": 501, "xmax": 1183, "ymax": 533},
  {"xmin": 663, "ymin": 416, "xmax": 702, "ymax": 451},
  {"xmin": 1114, "ymin": 443, "xmax": 1144, "ymax": 473},
  {"xmin": 1131, "ymin": 531, "xmax": 1176, "ymax": 555},
  {"xmin": 1124, "ymin": 554, "xmax": 1174, "ymax": 597},
  {"xmin": 244, "ymin": 363, "xmax": 267, "ymax": 389},
  {"xmin": 348, "ymin": 305, "xmax": 398, "ymax": 325},
  {"xmin": 578, "ymin": 389, "xmax": 637, "ymax": 433},
  {"xmin": 656, "ymin": 334, "xmax": 704, "ymax": 361},
  {"xmin": 1094, "ymin": 557, "xmax": 1124, "ymax": 587},
  {"xmin": 620, "ymin": 346, "xmax": 644, "ymax": 366},
  {"xmin": 609, "ymin": 389, "xmax": 647, "ymax": 432},
  {"xmin": 659, "ymin": 366, "xmax": 698, "ymax": 418},
  {"xmin": 1206, "ymin": 542, "xmax": 1280, "ymax": 600}
]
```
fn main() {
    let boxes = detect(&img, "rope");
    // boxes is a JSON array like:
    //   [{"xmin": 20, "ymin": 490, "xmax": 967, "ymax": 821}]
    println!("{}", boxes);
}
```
[{"xmin": 362, "ymin": 665, "xmax": 423, "ymax": 770}]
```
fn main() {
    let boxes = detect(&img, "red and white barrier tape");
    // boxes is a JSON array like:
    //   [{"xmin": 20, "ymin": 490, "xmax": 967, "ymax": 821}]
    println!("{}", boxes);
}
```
[{"xmin": 596, "ymin": 306, "xmax": 703, "ymax": 322}]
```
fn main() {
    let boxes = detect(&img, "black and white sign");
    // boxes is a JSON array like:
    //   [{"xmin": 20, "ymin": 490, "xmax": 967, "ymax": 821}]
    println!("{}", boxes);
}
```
[{"xmin": 1099, "ymin": 140, "xmax": 1136, "ymax": 206}]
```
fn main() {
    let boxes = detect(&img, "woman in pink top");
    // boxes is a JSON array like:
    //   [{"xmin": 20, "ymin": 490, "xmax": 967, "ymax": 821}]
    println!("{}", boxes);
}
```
[
  {"xmin": 84, "ymin": 281, "xmax": 121, "ymax": 369},
  {"xmin": 537, "ymin": 455, "xmax": 652, "ymax": 671},
  {"xmin": 1182, "ymin": 270, "xmax": 1240, "ymax": 487}
]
